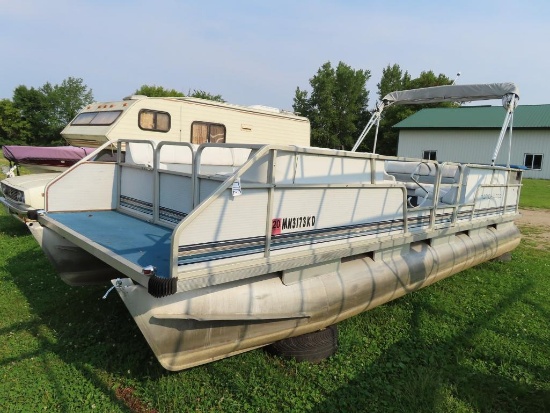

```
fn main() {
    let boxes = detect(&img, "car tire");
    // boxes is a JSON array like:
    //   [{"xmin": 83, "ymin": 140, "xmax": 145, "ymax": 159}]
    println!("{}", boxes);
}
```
[{"xmin": 266, "ymin": 324, "xmax": 338, "ymax": 363}]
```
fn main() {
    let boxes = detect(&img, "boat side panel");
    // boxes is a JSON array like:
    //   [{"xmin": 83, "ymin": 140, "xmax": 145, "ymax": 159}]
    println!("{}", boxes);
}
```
[
  {"xmin": 176, "ymin": 185, "xmax": 405, "ymax": 269},
  {"xmin": 268, "ymin": 187, "xmax": 405, "ymax": 255},
  {"xmin": 292, "ymin": 154, "xmax": 373, "ymax": 185},
  {"xmin": 178, "ymin": 189, "xmax": 269, "ymax": 249},
  {"xmin": 46, "ymin": 163, "xmax": 117, "ymax": 212}
]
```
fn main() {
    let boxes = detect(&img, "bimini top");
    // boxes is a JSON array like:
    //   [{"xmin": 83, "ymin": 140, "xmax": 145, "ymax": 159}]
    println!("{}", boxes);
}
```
[
  {"xmin": 351, "ymin": 82, "xmax": 521, "ymax": 159},
  {"xmin": 382, "ymin": 82, "xmax": 519, "ymax": 106}
]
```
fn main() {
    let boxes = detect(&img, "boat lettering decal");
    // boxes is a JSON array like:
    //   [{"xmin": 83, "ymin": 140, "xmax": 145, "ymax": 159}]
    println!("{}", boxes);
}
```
[
  {"xmin": 479, "ymin": 193, "xmax": 502, "ymax": 200},
  {"xmin": 272, "ymin": 216, "xmax": 316, "ymax": 235},
  {"xmin": 272, "ymin": 219, "xmax": 282, "ymax": 235}
]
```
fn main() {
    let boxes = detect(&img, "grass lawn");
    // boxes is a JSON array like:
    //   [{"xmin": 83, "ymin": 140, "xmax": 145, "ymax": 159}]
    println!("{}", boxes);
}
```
[
  {"xmin": 518, "ymin": 178, "xmax": 550, "ymax": 209},
  {"xmin": 0, "ymin": 164, "xmax": 549, "ymax": 412}
]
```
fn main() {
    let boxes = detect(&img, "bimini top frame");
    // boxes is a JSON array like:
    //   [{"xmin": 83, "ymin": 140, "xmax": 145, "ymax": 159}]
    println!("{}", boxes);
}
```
[{"xmin": 351, "ymin": 82, "xmax": 520, "ymax": 166}]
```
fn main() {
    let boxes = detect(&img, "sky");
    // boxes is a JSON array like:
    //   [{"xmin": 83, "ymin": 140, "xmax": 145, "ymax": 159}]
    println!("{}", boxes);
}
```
[{"xmin": 0, "ymin": 0, "xmax": 548, "ymax": 111}]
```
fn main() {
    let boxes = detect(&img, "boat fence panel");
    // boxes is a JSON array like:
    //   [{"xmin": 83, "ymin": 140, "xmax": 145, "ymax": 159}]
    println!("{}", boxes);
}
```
[
  {"xmin": 119, "ymin": 167, "xmax": 155, "ymax": 217},
  {"xmin": 118, "ymin": 141, "xmax": 156, "ymax": 219},
  {"xmin": 157, "ymin": 142, "xmax": 195, "ymax": 224},
  {"xmin": 45, "ymin": 162, "xmax": 117, "ymax": 212},
  {"xmin": 460, "ymin": 166, "xmax": 508, "ymax": 203},
  {"xmin": 173, "ymin": 146, "xmax": 407, "ymax": 281},
  {"xmin": 290, "ymin": 153, "xmax": 373, "ymax": 185}
]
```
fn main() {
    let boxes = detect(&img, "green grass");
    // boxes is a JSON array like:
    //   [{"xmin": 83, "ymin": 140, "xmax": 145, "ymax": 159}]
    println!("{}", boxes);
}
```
[
  {"xmin": 1, "ymin": 160, "xmax": 549, "ymax": 412},
  {"xmin": 519, "ymin": 178, "xmax": 550, "ymax": 209}
]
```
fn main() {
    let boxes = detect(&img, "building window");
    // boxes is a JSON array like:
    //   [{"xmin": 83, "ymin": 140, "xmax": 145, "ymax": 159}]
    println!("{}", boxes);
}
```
[
  {"xmin": 524, "ymin": 153, "xmax": 543, "ymax": 170},
  {"xmin": 422, "ymin": 150, "xmax": 437, "ymax": 161},
  {"xmin": 72, "ymin": 110, "xmax": 122, "ymax": 126},
  {"xmin": 191, "ymin": 122, "xmax": 226, "ymax": 144},
  {"xmin": 139, "ymin": 109, "xmax": 171, "ymax": 132}
]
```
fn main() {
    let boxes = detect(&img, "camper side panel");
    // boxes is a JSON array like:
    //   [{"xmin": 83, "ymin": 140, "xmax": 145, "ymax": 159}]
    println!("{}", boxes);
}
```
[
  {"xmin": 107, "ymin": 100, "xmax": 183, "ymax": 142},
  {"xmin": 179, "ymin": 101, "xmax": 310, "ymax": 147}
]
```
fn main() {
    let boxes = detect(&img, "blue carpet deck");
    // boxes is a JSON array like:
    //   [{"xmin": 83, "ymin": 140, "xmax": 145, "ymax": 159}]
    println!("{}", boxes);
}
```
[{"xmin": 50, "ymin": 211, "xmax": 173, "ymax": 278}]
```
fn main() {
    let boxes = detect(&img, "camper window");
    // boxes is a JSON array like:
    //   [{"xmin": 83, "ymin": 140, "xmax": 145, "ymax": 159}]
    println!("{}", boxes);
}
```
[
  {"xmin": 191, "ymin": 122, "xmax": 226, "ymax": 144},
  {"xmin": 72, "ymin": 110, "xmax": 122, "ymax": 126},
  {"xmin": 138, "ymin": 110, "xmax": 171, "ymax": 132}
]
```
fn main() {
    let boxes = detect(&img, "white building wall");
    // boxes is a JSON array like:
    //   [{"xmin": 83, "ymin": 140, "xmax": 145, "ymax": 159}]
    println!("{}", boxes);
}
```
[{"xmin": 397, "ymin": 129, "xmax": 550, "ymax": 179}]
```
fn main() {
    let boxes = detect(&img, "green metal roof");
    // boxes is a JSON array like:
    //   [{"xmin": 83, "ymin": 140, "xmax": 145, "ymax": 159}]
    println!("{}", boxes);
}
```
[{"xmin": 393, "ymin": 104, "xmax": 550, "ymax": 129}]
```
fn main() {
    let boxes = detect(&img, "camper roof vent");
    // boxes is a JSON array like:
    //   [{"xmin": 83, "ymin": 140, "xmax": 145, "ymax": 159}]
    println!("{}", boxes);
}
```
[
  {"xmin": 248, "ymin": 105, "xmax": 282, "ymax": 113},
  {"xmin": 123, "ymin": 95, "xmax": 148, "ymax": 101}
]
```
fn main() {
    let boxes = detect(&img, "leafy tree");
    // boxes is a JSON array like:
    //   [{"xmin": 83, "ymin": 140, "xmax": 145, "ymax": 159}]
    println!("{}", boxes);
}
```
[
  {"xmin": 0, "ymin": 99, "xmax": 31, "ymax": 144},
  {"xmin": 134, "ymin": 85, "xmax": 185, "ymax": 97},
  {"xmin": 12, "ymin": 85, "xmax": 50, "ymax": 145},
  {"xmin": 48, "ymin": 77, "xmax": 94, "ymax": 128},
  {"xmin": 293, "ymin": 61, "xmax": 371, "ymax": 149},
  {"xmin": 373, "ymin": 64, "xmax": 453, "ymax": 155},
  {"xmin": 188, "ymin": 89, "xmax": 225, "ymax": 102},
  {"xmin": 134, "ymin": 85, "xmax": 225, "ymax": 102},
  {"xmin": 12, "ymin": 77, "xmax": 93, "ymax": 146}
]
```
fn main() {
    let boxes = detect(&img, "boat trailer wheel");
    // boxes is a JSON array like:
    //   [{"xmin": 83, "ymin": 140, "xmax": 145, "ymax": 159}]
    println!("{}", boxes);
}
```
[{"xmin": 266, "ymin": 324, "xmax": 338, "ymax": 363}]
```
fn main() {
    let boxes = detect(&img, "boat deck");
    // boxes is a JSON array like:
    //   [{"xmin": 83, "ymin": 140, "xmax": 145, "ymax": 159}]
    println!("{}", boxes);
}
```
[{"xmin": 49, "ymin": 211, "xmax": 172, "ymax": 278}]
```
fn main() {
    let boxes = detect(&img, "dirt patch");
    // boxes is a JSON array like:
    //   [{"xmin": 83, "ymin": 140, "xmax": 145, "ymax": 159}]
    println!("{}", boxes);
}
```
[
  {"xmin": 517, "ymin": 208, "xmax": 550, "ymax": 227},
  {"xmin": 517, "ymin": 208, "xmax": 550, "ymax": 247}
]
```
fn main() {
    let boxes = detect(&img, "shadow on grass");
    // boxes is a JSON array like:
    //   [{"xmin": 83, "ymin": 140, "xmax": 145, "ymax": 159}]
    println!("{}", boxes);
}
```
[
  {"xmin": 194, "ymin": 276, "xmax": 550, "ymax": 412},
  {"xmin": 309, "ymin": 281, "xmax": 550, "ymax": 412}
]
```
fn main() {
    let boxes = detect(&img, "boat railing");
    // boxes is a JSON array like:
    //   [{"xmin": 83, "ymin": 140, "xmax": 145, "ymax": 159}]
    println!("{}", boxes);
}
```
[
  {"xmin": 110, "ymin": 139, "xmax": 522, "ymax": 245},
  {"xmin": 168, "ymin": 143, "xmax": 408, "ymax": 288},
  {"xmin": 115, "ymin": 140, "xmax": 262, "ymax": 226},
  {"xmin": 384, "ymin": 158, "xmax": 522, "ymax": 230},
  {"xmin": 41, "ymin": 139, "xmax": 522, "ymax": 292}
]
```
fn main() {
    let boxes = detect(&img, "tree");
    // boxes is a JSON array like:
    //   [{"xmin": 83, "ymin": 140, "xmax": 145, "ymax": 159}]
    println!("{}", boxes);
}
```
[
  {"xmin": 12, "ymin": 85, "xmax": 50, "ymax": 145},
  {"xmin": 134, "ymin": 85, "xmax": 185, "ymax": 97},
  {"xmin": 134, "ymin": 85, "xmax": 225, "ymax": 102},
  {"xmin": 0, "ymin": 99, "xmax": 31, "ymax": 145},
  {"xmin": 48, "ymin": 77, "xmax": 94, "ymax": 128},
  {"xmin": 188, "ymin": 89, "xmax": 225, "ymax": 102},
  {"xmin": 293, "ymin": 62, "xmax": 371, "ymax": 149},
  {"xmin": 12, "ymin": 77, "xmax": 93, "ymax": 146},
  {"xmin": 373, "ymin": 64, "xmax": 453, "ymax": 155}
]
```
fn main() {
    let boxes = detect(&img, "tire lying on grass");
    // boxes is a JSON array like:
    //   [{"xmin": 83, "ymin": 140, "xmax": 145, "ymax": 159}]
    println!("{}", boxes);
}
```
[{"xmin": 265, "ymin": 324, "xmax": 338, "ymax": 363}]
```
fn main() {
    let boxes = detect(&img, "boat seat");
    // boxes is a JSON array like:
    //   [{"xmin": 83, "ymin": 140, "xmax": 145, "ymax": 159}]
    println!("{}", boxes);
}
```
[
  {"xmin": 386, "ymin": 161, "xmax": 460, "ymax": 184},
  {"xmin": 413, "ymin": 184, "xmax": 458, "ymax": 205}
]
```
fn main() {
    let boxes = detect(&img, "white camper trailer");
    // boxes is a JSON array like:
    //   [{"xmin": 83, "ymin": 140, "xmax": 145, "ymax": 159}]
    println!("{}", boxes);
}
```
[
  {"xmin": 62, "ymin": 95, "xmax": 310, "ymax": 148},
  {"xmin": 1, "ymin": 96, "xmax": 310, "ymax": 220}
]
